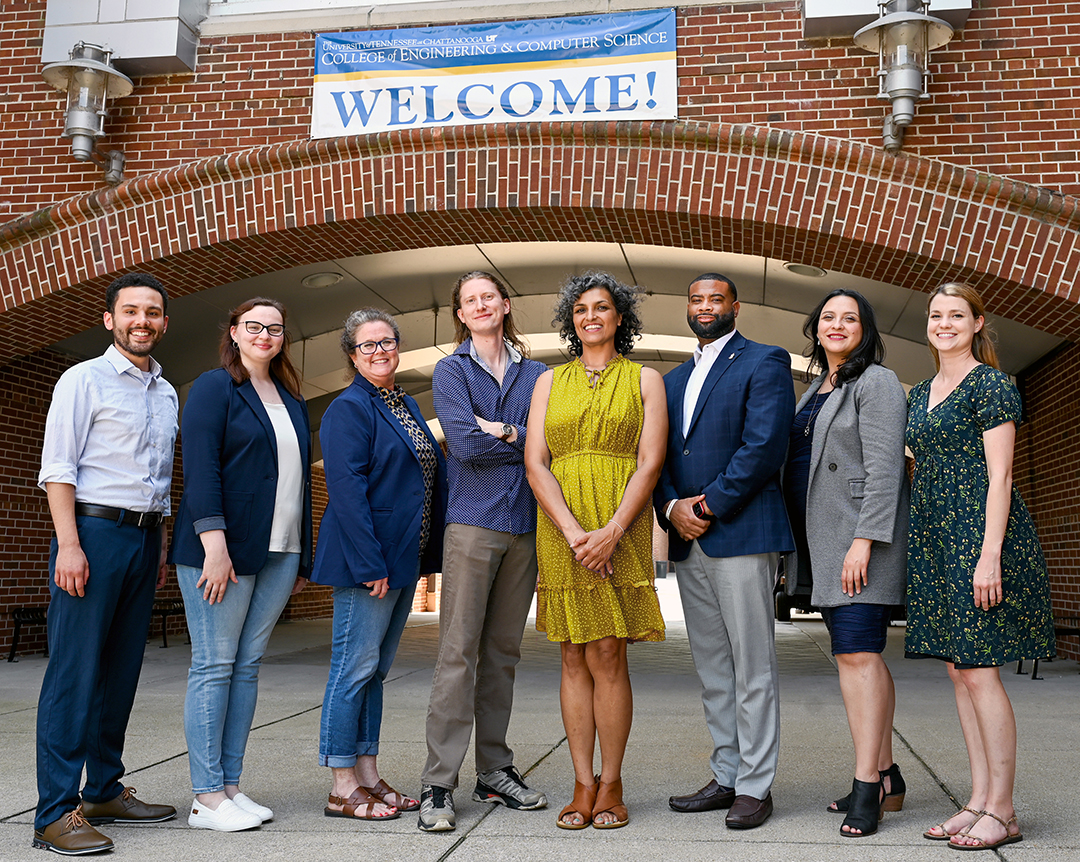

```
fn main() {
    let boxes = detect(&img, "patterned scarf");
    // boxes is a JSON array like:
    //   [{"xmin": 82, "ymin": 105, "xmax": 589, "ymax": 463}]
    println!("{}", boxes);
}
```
[{"xmin": 377, "ymin": 386, "xmax": 437, "ymax": 553}]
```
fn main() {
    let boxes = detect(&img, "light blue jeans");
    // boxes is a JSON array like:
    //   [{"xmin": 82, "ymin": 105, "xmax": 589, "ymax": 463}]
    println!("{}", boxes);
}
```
[
  {"xmin": 319, "ymin": 584, "xmax": 414, "ymax": 767},
  {"xmin": 177, "ymin": 552, "xmax": 300, "ymax": 794}
]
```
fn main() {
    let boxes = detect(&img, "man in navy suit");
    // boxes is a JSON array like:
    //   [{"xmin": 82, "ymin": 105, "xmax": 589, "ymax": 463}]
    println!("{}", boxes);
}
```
[{"xmin": 655, "ymin": 273, "xmax": 794, "ymax": 830}]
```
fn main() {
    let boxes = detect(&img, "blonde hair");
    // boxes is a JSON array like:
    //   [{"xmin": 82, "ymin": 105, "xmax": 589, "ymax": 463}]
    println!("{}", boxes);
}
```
[{"xmin": 927, "ymin": 282, "xmax": 1000, "ymax": 371}]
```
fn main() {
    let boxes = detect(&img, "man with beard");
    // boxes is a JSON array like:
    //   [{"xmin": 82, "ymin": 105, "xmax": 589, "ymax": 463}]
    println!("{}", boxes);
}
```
[
  {"xmin": 34, "ymin": 273, "xmax": 179, "ymax": 855},
  {"xmin": 654, "ymin": 272, "xmax": 794, "ymax": 830}
]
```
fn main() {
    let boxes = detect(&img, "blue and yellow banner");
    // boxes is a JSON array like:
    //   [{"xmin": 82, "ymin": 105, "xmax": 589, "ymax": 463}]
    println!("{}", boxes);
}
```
[{"xmin": 312, "ymin": 9, "xmax": 677, "ymax": 138}]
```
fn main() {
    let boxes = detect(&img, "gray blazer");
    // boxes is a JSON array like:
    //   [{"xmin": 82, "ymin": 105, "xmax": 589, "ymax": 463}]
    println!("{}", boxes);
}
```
[{"xmin": 787, "ymin": 363, "xmax": 909, "ymax": 608}]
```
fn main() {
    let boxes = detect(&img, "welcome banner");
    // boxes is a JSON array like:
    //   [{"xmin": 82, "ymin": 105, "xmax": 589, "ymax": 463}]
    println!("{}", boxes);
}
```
[{"xmin": 311, "ymin": 8, "xmax": 677, "ymax": 138}]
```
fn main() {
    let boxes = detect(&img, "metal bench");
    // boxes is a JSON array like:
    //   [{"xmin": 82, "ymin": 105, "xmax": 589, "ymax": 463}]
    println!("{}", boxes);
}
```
[
  {"xmin": 1016, "ymin": 616, "xmax": 1080, "ymax": 680},
  {"xmin": 150, "ymin": 599, "xmax": 187, "ymax": 648},
  {"xmin": 8, "ymin": 606, "xmax": 49, "ymax": 662}
]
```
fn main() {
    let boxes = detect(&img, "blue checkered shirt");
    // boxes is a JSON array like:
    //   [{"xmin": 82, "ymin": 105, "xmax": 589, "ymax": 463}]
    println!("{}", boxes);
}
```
[{"xmin": 432, "ymin": 339, "xmax": 547, "ymax": 535}]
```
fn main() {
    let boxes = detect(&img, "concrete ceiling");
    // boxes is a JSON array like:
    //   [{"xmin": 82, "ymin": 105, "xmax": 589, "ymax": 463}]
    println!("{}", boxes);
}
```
[{"xmin": 56, "ymin": 241, "xmax": 1063, "ymax": 457}]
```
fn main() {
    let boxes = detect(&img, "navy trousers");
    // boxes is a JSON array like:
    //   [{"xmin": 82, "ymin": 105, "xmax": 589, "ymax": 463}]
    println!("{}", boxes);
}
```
[{"xmin": 35, "ymin": 515, "xmax": 159, "ymax": 830}]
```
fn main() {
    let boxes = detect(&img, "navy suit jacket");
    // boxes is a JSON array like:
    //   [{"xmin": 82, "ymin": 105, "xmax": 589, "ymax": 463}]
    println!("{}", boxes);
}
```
[
  {"xmin": 171, "ymin": 367, "xmax": 313, "ymax": 578},
  {"xmin": 654, "ymin": 331, "xmax": 795, "ymax": 562},
  {"xmin": 309, "ymin": 373, "xmax": 447, "ymax": 591}
]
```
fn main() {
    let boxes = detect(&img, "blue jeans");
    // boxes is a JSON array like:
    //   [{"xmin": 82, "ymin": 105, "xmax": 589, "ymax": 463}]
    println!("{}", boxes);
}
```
[
  {"xmin": 36, "ymin": 516, "xmax": 160, "ymax": 830},
  {"xmin": 319, "ymin": 584, "xmax": 414, "ymax": 767},
  {"xmin": 177, "ymin": 552, "xmax": 300, "ymax": 794}
]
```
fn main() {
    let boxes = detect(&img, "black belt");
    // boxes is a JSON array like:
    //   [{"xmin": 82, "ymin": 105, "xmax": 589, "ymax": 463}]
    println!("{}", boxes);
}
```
[{"xmin": 74, "ymin": 503, "xmax": 164, "ymax": 530}]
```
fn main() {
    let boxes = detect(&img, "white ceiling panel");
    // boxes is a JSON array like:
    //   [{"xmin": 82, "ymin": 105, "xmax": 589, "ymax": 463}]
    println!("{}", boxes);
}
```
[
  {"xmin": 478, "ymin": 242, "xmax": 634, "ymax": 295},
  {"xmin": 623, "ymin": 245, "xmax": 768, "ymax": 304}
]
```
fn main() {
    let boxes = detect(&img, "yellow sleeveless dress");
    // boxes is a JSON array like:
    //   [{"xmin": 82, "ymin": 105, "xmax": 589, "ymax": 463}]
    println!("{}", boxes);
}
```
[{"xmin": 536, "ymin": 356, "xmax": 665, "ymax": 644}]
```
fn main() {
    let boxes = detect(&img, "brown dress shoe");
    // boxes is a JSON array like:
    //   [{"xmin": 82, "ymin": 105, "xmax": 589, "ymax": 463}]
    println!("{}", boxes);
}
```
[
  {"xmin": 725, "ymin": 792, "xmax": 774, "ymax": 829},
  {"xmin": 32, "ymin": 806, "xmax": 114, "ymax": 855},
  {"xmin": 81, "ymin": 787, "xmax": 176, "ymax": 825},
  {"xmin": 668, "ymin": 779, "xmax": 737, "ymax": 813}
]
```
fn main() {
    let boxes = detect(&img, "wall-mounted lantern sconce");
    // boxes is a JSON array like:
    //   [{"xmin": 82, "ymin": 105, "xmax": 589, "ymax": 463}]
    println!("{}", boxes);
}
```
[
  {"xmin": 42, "ymin": 42, "xmax": 133, "ymax": 186},
  {"xmin": 854, "ymin": 0, "xmax": 954, "ymax": 153}
]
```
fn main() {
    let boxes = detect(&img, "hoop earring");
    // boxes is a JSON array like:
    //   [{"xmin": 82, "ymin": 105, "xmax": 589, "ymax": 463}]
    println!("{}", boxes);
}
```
[{"xmin": 232, "ymin": 341, "xmax": 238, "ymax": 349}]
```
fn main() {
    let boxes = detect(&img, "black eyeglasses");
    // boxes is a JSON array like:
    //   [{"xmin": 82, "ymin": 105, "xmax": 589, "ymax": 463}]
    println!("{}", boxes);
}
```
[
  {"xmin": 352, "ymin": 338, "xmax": 400, "ymax": 355},
  {"xmin": 242, "ymin": 321, "xmax": 285, "ymax": 336}
]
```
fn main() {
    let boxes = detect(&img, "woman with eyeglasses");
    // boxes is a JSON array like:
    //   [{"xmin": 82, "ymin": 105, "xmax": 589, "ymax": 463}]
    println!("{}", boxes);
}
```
[
  {"xmin": 171, "ymin": 297, "xmax": 312, "ymax": 831},
  {"xmin": 310, "ymin": 308, "xmax": 447, "ymax": 822}
]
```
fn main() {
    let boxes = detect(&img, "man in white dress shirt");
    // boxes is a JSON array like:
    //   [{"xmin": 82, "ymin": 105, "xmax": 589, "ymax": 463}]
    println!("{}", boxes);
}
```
[
  {"xmin": 654, "ymin": 273, "xmax": 794, "ymax": 830},
  {"xmin": 33, "ymin": 273, "xmax": 179, "ymax": 856}
]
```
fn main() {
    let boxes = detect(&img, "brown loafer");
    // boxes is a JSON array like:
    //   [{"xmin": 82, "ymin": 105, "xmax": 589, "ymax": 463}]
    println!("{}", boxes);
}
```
[
  {"xmin": 33, "ymin": 807, "xmax": 114, "ymax": 855},
  {"xmin": 81, "ymin": 786, "xmax": 176, "ymax": 825},
  {"xmin": 669, "ymin": 779, "xmax": 736, "ymax": 813},
  {"xmin": 725, "ymin": 793, "xmax": 773, "ymax": 829}
]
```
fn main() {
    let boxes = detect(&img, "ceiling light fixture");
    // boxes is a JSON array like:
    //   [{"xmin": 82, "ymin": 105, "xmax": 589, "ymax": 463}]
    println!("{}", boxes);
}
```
[
  {"xmin": 783, "ymin": 262, "xmax": 828, "ymax": 278},
  {"xmin": 301, "ymin": 272, "xmax": 344, "ymax": 289}
]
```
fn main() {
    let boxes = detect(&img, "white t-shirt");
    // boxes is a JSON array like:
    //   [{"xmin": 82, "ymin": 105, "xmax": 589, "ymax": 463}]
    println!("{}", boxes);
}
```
[{"xmin": 263, "ymin": 402, "xmax": 303, "ymax": 554}]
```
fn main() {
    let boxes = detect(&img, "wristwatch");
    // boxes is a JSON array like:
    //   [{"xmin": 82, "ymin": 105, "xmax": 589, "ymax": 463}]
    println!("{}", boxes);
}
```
[{"xmin": 500, "ymin": 423, "xmax": 514, "ymax": 440}]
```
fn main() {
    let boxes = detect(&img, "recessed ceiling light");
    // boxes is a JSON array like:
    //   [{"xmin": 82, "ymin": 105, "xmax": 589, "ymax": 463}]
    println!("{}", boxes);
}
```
[
  {"xmin": 302, "ymin": 271, "xmax": 343, "ymax": 289},
  {"xmin": 783, "ymin": 262, "xmax": 827, "ymax": 278}
]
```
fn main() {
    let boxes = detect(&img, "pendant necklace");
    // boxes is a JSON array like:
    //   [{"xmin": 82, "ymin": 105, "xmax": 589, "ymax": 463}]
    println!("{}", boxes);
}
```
[
  {"xmin": 580, "ymin": 355, "xmax": 616, "ymax": 389},
  {"xmin": 804, "ymin": 391, "xmax": 828, "ymax": 436}
]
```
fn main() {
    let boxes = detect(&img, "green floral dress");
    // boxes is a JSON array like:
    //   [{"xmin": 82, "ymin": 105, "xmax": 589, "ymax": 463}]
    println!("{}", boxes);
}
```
[{"xmin": 905, "ymin": 364, "xmax": 1055, "ymax": 666}]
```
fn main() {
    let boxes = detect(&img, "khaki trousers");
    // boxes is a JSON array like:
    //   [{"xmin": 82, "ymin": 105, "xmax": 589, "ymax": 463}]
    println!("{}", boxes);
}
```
[{"xmin": 422, "ymin": 523, "xmax": 538, "ymax": 789}]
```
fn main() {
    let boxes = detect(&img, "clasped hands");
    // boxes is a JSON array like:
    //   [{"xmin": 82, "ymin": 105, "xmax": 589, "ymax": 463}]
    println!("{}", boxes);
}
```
[{"xmin": 564, "ymin": 522, "xmax": 622, "ymax": 577}]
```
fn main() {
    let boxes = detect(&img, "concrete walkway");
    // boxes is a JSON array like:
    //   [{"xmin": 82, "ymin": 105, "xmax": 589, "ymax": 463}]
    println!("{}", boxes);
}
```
[{"xmin": 2, "ymin": 578, "xmax": 1077, "ymax": 861}]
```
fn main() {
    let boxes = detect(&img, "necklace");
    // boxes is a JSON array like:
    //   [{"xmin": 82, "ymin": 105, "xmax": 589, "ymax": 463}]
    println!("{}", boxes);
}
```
[
  {"xmin": 579, "ymin": 355, "xmax": 618, "ymax": 389},
  {"xmin": 803, "ymin": 391, "xmax": 829, "ymax": 437}
]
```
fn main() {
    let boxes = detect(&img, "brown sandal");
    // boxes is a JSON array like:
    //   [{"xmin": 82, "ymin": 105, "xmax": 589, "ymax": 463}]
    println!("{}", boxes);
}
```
[
  {"xmin": 949, "ymin": 810, "xmax": 1023, "ymax": 851},
  {"xmin": 592, "ymin": 778, "xmax": 629, "ymax": 829},
  {"xmin": 324, "ymin": 787, "xmax": 400, "ymax": 821},
  {"xmin": 361, "ymin": 779, "xmax": 419, "ymax": 812},
  {"xmin": 923, "ymin": 805, "xmax": 980, "ymax": 841},
  {"xmin": 556, "ymin": 779, "xmax": 598, "ymax": 830}
]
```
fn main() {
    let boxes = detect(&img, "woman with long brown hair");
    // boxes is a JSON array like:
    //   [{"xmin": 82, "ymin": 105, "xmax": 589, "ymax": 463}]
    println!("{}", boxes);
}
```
[
  {"xmin": 171, "ymin": 297, "xmax": 312, "ymax": 831},
  {"xmin": 906, "ymin": 283, "xmax": 1055, "ymax": 850}
]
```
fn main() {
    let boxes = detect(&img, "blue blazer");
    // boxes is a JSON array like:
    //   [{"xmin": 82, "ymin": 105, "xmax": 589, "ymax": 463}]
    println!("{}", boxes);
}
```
[
  {"xmin": 654, "ymin": 331, "xmax": 795, "ymax": 562},
  {"xmin": 171, "ymin": 367, "xmax": 313, "ymax": 578},
  {"xmin": 309, "ymin": 373, "xmax": 447, "ymax": 591}
]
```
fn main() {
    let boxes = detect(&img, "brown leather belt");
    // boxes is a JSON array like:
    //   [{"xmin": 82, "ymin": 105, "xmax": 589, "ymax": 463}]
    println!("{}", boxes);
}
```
[{"xmin": 74, "ymin": 503, "xmax": 164, "ymax": 529}]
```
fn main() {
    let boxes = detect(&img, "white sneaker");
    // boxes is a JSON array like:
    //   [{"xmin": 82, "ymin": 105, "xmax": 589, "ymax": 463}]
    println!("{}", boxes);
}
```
[
  {"xmin": 188, "ymin": 798, "xmax": 262, "ymax": 832},
  {"xmin": 231, "ymin": 792, "xmax": 273, "ymax": 822}
]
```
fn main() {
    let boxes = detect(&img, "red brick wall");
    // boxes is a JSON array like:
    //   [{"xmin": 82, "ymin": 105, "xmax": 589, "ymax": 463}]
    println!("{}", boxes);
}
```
[
  {"xmin": 1017, "ymin": 344, "xmax": 1080, "ymax": 661},
  {"xmin": 2, "ymin": 0, "xmax": 1079, "ymax": 222},
  {"xmin": 0, "ymin": 350, "xmax": 77, "ymax": 656}
]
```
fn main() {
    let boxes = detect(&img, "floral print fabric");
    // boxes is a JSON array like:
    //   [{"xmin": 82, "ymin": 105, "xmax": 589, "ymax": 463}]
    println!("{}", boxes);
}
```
[{"xmin": 905, "ymin": 364, "xmax": 1055, "ymax": 665}]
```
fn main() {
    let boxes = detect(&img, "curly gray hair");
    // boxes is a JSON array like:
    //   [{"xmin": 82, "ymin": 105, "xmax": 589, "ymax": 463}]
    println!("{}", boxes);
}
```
[
  {"xmin": 340, "ymin": 307, "xmax": 401, "ymax": 373},
  {"xmin": 551, "ymin": 271, "xmax": 644, "ymax": 357}
]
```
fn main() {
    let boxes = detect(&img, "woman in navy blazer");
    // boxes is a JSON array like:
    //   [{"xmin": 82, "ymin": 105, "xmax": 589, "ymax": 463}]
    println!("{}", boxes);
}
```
[
  {"xmin": 311, "ymin": 307, "xmax": 446, "ymax": 822},
  {"xmin": 171, "ymin": 297, "xmax": 312, "ymax": 831}
]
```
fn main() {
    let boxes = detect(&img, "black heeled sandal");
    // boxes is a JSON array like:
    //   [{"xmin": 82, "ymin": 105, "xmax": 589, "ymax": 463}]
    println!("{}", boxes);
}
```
[
  {"xmin": 829, "ymin": 762, "xmax": 905, "ymax": 813},
  {"xmin": 840, "ymin": 778, "xmax": 884, "ymax": 838}
]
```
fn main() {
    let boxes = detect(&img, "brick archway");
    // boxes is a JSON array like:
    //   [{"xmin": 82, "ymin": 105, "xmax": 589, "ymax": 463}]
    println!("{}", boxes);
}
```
[{"xmin": 2, "ymin": 120, "xmax": 1078, "ymax": 368}]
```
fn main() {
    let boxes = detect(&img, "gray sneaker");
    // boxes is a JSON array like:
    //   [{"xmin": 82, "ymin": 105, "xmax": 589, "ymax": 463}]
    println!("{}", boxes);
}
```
[
  {"xmin": 473, "ymin": 766, "xmax": 547, "ymax": 810},
  {"xmin": 417, "ymin": 785, "xmax": 455, "ymax": 832}
]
